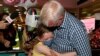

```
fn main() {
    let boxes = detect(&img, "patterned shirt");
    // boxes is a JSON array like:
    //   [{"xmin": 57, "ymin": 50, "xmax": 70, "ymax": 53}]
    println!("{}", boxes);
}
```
[{"xmin": 44, "ymin": 12, "xmax": 92, "ymax": 56}]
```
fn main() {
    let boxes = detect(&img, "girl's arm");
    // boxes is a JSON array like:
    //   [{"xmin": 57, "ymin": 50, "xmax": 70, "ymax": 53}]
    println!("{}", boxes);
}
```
[
  {"xmin": 36, "ymin": 43, "xmax": 52, "ymax": 56},
  {"xmin": 36, "ymin": 43, "xmax": 77, "ymax": 56}
]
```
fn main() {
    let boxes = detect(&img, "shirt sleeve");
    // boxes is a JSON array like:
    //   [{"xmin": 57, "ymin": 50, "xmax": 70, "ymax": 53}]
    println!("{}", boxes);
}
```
[
  {"xmin": 71, "ymin": 26, "xmax": 92, "ymax": 56},
  {"xmin": 43, "ymin": 39, "xmax": 52, "ymax": 47}
]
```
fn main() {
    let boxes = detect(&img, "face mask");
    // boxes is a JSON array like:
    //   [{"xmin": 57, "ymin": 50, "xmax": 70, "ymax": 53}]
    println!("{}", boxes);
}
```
[
  {"xmin": 25, "ymin": 8, "xmax": 39, "ymax": 31},
  {"xmin": 25, "ymin": 13, "xmax": 38, "ymax": 27}
]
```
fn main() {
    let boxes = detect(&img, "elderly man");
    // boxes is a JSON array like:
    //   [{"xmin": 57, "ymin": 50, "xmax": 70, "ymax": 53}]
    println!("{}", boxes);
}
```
[{"xmin": 39, "ymin": 0, "xmax": 92, "ymax": 56}]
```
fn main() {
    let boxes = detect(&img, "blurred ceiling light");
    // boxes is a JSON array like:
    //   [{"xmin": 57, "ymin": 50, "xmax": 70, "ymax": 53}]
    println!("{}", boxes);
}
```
[
  {"xmin": 14, "ymin": 5, "xmax": 18, "ymax": 7},
  {"xmin": 0, "ymin": 4, "xmax": 3, "ymax": 6}
]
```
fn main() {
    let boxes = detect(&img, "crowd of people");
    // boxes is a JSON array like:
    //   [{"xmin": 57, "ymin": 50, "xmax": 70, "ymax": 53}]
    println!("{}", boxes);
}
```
[{"xmin": 0, "ymin": 12, "xmax": 17, "ymax": 51}]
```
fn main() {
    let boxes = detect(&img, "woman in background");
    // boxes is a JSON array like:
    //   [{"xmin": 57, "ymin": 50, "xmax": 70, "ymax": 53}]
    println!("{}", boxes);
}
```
[{"xmin": 0, "ymin": 12, "xmax": 16, "ymax": 51}]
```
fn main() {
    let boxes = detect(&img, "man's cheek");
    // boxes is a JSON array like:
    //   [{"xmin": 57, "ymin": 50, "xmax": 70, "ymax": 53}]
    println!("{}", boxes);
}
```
[{"xmin": 48, "ymin": 20, "xmax": 55, "ymax": 26}]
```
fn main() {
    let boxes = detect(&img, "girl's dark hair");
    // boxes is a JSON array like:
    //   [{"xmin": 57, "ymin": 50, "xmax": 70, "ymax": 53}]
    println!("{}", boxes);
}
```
[{"xmin": 36, "ymin": 24, "xmax": 50, "ymax": 37}]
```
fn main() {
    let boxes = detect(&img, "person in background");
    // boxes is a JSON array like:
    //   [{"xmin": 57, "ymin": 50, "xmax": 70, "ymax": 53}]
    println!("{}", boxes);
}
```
[
  {"xmin": 0, "ymin": 21, "xmax": 7, "ymax": 29},
  {"xmin": 0, "ymin": 13, "xmax": 8, "ymax": 29},
  {"xmin": 0, "ymin": 12, "xmax": 16, "ymax": 51},
  {"xmin": 39, "ymin": 0, "xmax": 92, "ymax": 56}
]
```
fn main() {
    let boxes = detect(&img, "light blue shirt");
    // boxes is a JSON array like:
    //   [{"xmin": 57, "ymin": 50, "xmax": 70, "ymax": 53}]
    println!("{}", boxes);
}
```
[{"xmin": 44, "ymin": 12, "xmax": 92, "ymax": 56}]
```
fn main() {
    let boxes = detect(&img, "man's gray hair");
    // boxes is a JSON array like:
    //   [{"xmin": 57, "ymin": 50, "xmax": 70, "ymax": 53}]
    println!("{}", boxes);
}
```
[{"xmin": 40, "ymin": 0, "xmax": 65, "ymax": 24}]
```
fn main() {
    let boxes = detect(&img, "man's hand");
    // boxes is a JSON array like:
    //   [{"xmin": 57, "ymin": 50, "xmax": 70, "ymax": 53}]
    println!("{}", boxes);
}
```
[{"xmin": 0, "ymin": 21, "xmax": 7, "ymax": 29}]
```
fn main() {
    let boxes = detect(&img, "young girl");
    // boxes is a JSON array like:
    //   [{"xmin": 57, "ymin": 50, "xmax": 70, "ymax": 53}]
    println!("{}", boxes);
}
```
[{"xmin": 32, "ymin": 25, "xmax": 54, "ymax": 56}]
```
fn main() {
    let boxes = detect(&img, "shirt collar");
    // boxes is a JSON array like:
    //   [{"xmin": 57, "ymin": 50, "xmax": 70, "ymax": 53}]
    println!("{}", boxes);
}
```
[{"xmin": 59, "ymin": 11, "xmax": 68, "ymax": 29}]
